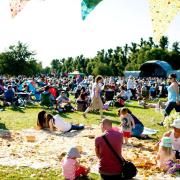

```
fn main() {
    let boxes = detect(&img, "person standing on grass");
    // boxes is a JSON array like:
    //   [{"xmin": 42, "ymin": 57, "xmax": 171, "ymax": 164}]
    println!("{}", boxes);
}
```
[
  {"xmin": 83, "ymin": 75, "xmax": 104, "ymax": 119},
  {"xmin": 158, "ymin": 73, "xmax": 180, "ymax": 126},
  {"xmin": 118, "ymin": 108, "xmax": 144, "ymax": 138},
  {"xmin": 95, "ymin": 118, "xmax": 123, "ymax": 179},
  {"xmin": 119, "ymin": 107, "xmax": 135, "ymax": 144}
]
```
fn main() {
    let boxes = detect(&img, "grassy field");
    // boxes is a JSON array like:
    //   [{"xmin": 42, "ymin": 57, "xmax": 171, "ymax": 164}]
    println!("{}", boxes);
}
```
[{"xmin": 0, "ymin": 100, "xmax": 167, "ymax": 179}]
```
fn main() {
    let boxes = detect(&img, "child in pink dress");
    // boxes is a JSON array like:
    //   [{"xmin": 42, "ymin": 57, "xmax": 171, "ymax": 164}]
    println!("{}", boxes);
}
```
[{"xmin": 62, "ymin": 147, "xmax": 89, "ymax": 180}]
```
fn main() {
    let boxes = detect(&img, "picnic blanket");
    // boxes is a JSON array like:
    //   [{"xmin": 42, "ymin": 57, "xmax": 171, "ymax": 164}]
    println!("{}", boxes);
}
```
[{"xmin": 142, "ymin": 127, "xmax": 158, "ymax": 135}]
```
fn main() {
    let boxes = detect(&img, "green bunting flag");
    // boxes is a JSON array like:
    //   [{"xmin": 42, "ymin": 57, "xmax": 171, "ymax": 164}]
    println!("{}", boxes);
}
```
[{"xmin": 81, "ymin": 0, "xmax": 103, "ymax": 20}]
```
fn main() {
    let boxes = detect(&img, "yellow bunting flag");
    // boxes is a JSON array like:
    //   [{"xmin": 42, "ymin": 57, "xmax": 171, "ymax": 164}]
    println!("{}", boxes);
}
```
[
  {"xmin": 10, "ymin": 0, "xmax": 30, "ymax": 17},
  {"xmin": 148, "ymin": 0, "xmax": 180, "ymax": 42}
]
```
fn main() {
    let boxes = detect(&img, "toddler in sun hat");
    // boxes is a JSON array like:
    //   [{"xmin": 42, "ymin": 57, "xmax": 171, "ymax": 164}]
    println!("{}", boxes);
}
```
[
  {"xmin": 61, "ymin": 147, "xmax": 89, "ymax": 180},
  {"xmin": 157, "ymin": 137, "xmax": 176, "ymax": 171}
]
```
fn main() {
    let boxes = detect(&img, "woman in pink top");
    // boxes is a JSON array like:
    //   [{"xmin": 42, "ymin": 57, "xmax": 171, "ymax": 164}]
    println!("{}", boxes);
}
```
[{"xmin": 62, "ymin": 147, "xmax": 89, "ymax": 180}]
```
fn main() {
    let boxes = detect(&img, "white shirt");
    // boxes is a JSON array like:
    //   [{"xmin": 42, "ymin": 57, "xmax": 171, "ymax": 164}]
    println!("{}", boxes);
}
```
[
  {"xmin": 53, "ymin": 114, "xmax": 71, "ymax": 132},
  {"xmin": 127, "ymin": 79, "xmax": 134, "ymax": 90}
]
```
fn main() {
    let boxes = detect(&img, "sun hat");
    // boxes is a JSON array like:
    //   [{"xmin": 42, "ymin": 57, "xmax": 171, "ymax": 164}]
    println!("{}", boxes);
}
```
[
  {"xmin": 160, "ymin": 137, "xmax": 172, "ymax": 148},
  {"xmin": 67, "ymin": 147, "xmax": 81, "ymax": 158},
  {"xmin": 170, "ymin": 119, "xmax": 180, "ymax": 129}
]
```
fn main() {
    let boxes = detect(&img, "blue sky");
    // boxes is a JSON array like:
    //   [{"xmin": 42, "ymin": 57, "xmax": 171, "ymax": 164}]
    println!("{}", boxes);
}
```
[{"xmin": 0, "ymin": 0, "xmax": 180, "ymax": 67}]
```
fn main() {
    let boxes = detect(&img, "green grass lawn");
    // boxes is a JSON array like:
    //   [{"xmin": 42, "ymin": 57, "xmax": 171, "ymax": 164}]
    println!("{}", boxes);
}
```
[{"xmin": 0, "ymin": 101, "xmax": 168, "ymax": 179}]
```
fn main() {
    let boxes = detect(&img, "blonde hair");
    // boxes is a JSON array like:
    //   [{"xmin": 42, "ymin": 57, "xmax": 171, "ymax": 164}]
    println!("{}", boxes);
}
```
[{"xmin": 159, "ymin": 146, "xmax": 172, "ymax": 156}]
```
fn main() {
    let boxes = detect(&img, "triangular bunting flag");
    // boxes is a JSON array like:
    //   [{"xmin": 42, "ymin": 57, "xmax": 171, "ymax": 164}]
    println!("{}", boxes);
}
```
[
  {"xmin": 10, "ymin": 0, "xmax": 30, "ymax": 17},
  {"xmin": 148, "ymin": 0, "xmax": 180, "ymax": 42},
  {"xmin": 81, "ymin": 0, "xmax": 103, "ymax": 20}
]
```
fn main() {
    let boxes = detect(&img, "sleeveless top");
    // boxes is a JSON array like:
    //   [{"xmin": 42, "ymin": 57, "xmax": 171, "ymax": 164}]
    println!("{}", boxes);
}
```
[
  {"xmin": 169, "ymin": 131, "xmax": 180, "ymax": 152},
  {"xmin": 167, "ymin": 83, "xmax": 180, "ymax": 102}
]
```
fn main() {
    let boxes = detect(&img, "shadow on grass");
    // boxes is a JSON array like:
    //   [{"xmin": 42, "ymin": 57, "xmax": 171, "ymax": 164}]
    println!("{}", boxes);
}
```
[
  {"xmin": 126, "ymin": 104, "xmax": 145, "ymax": 109},
  {"xmin": 10, "ymin": 106, "xmax": 25, "ymax": 113},
  {"xmin": 26, "ymin": 105, "xmax": 41, "ymax": 109},
  {"xmin": 0, "ymin": 122, "xmax": 12, "ymax": 140},
  {"xmin": 0, "ymin": 122, "xmax": 9, "ymax": 130},
  {"xmin": 111, "ymin": 120, "xmax": 120, "ymax": 125},
  {"xmin": 42, "ymin": 128, "xmax": 84, "ymax": 138},
  {"xmin": 103, "ymin": 111, "xmax": 118, "ymax": 117}
]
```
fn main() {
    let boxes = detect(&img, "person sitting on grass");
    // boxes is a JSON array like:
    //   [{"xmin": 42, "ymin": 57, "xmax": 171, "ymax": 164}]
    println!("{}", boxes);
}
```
[
  {"xmin": 56, "ymin": 91, "xmax": 74, "ymax": 112},
  {"xmin": 37, "ymin": 110, "xmax": 84, "ymax": 132},
  {"xmin": 163, "ymin": 119, "xmax": 180, "ymax": 159},
  {"xmin": 156, "ymin": 137, "xmax": 175, "ymax": 172},
  {"xmin": 62, "ymin": 147, "xmax": 90, "ymax": 180}
]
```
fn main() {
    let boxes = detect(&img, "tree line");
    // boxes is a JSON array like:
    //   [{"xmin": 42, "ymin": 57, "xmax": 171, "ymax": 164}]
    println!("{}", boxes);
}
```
[
  {"xmin": 0, "ymin": 36, "xmax": 179, "ymax": 76},
  {"xmin": 51, "ymin": 36, "xmax": 180, "ymax": 76}
]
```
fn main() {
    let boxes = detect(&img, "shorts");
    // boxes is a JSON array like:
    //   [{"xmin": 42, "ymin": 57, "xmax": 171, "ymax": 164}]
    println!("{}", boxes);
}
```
[
  {"xmin": 75, "ymin": 165, "xmax": 89, "ymax": 178},
  {"xmin": 164, "ymin": 102, "xmax": 180, "ymax": 117},
  {"xmin": 123, "ymin": 131, "xmax": 131, "ymax": 138}
]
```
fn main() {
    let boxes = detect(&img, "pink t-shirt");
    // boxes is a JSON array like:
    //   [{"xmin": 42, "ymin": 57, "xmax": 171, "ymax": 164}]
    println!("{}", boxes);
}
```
[
  {"xmin": 62, "ymin": 158, "xmax": 76, "ymax": 180},
  {"xmin": 95, "ymin": 129, "xmax": 123, "ymax": 175}
]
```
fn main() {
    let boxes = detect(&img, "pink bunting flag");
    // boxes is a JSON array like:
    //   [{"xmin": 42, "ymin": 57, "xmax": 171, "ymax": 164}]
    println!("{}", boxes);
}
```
[{"xmin": 10, "ymin": 0, "xmax": 30, "ymax": 17}]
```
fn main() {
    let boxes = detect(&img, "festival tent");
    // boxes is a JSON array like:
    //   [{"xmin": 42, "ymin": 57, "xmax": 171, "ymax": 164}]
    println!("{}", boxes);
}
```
[
  {"xmin": 139, "ymin": 60, "xmax": 173, "ymax": 78},
  {"xmin": 68, "ymin": 70, "xmax": 84, "ymax": 78}
]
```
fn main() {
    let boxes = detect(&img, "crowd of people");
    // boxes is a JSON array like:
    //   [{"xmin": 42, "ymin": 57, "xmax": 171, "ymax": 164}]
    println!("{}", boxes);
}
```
[{"xmin": 1, "ymin": 73, "xmax": 180, "ymax": 179}]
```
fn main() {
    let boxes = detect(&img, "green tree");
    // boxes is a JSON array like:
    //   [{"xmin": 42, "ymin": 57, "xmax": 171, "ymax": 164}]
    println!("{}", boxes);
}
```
[
  {"xmin": 172, "ymin": 42, "xmax": 180, "ymax": 52},
  {"xmin": 0, "ymin": 41, "xmax": 38, "ymax": 76},
  {"xmin": 159, "ymin": 36, "xmax": 169, "ymax": 50},
  {"xmin": 92, "ymin": 63, "xmax": 113, "ymax": 76}
]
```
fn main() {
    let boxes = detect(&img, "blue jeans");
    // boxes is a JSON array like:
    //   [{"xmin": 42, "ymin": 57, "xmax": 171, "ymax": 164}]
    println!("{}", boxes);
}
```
[
  {"xmin": 164, "ymin": 102, "xmax": 180, "ymax": 117},
  {"xmin": 68, "ymin": 124, "xmax": 84, "ymax": 132}
]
